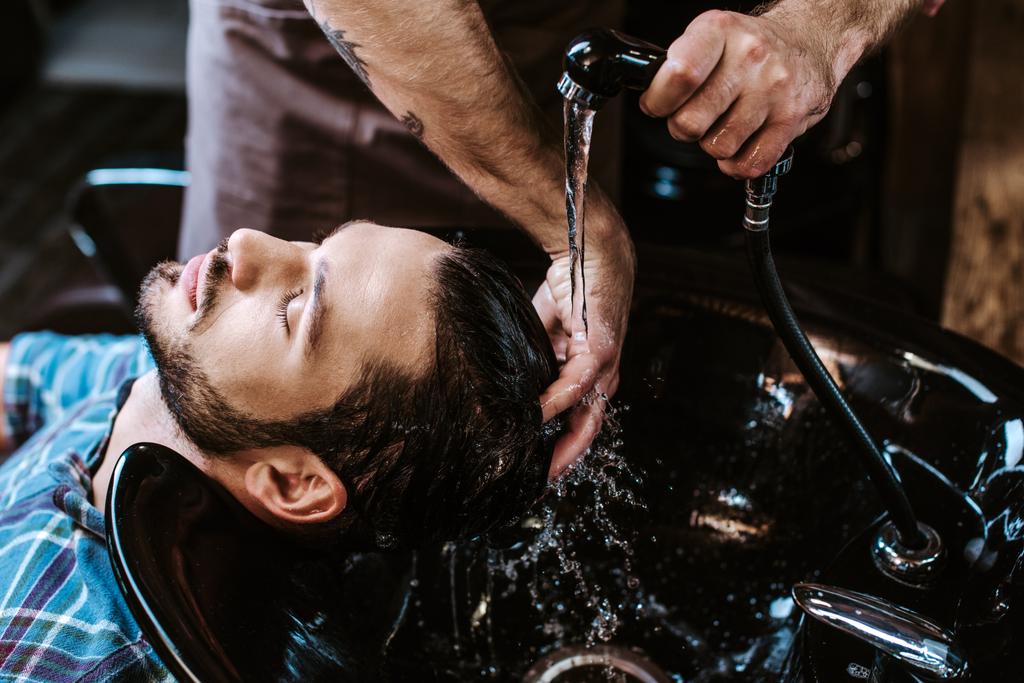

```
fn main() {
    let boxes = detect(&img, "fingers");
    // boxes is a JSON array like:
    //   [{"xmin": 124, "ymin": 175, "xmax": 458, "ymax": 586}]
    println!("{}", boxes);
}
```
[
  {"xmin": 699, "ymin": 94, "xmax": 770, "ymax": 161},
  {"xmin": 665, "ymin": 77, "xmax": 738, "ymax": 144},
  {"xmin": 601, "ymin": 368, "xmax": 620, "ymax": 400},
  {"xmin": 717, "ymin": 120, "xmax": 799, "ymax": 179},
  {"xmin": 643, "ymin": 10, "xmax": 836, "ymax": 179},
  {"xmin": 649, "ymin": 10, "xmax": 775, "ymax": 148},
  {"xmin": 531, "ymin": 281, "xmax": 565, "ymax": 338},
  {"xmin": 640, "ymin": 11, "xmax": 727, "ymax": 118},
  {"xmin": 662, "ymin": 31, "xmax": 756, "ymax": 144},
  {"xmin": 547, "ymin": 400, "xmax": 604, "ymax": 479},
  {"xmin": 549, "ymin": 336, "xmax": 569, "ymax": 365},
  {"xmin": 532, "ymin": 281, "xmax": 570, "ymax": 361},
  {"xmin": 542, "ymin": 362, "xmax": 619, "ymax": 479},
  {"xmin": 540, "ymin": 351, "xmax": 599, "ymax": 423}
]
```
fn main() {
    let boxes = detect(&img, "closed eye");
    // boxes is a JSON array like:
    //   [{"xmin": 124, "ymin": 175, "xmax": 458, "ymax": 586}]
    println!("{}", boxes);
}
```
[{"xmin": 276, "ymin": 288, "xmax": 303, "ymax": 334}]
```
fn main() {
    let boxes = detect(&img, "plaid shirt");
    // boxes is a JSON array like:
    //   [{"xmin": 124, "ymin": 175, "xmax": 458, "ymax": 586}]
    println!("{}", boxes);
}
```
[{"xmin": 0, "ymin": 332, "xmax": 172, "ymax": 682}]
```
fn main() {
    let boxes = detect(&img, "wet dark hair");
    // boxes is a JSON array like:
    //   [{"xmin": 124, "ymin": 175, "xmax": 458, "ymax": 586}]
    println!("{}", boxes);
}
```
[
  {"xmin": 142, "ymin": 245, "xmax": 560, "ymax": 546},
  {"xmin": 317, "ymin": 246, "xmax": 561, "ymax": 545}
]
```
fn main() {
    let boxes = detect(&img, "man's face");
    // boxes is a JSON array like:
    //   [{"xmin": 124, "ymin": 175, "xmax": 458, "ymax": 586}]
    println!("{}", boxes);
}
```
[{"xmin": 139, "ymin": 223, "xmax": 448, "ymax": 430}]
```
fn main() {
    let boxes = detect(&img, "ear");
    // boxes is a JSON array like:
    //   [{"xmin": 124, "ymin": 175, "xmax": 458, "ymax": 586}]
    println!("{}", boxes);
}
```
[{"xmin": 242, "ymin": 445, "xmax": 347, "ymax": 526}]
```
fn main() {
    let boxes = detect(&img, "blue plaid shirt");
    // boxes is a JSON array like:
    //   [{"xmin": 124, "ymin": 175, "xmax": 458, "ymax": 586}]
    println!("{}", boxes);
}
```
[{"xmin": 0, "ymin": 332, "xmax": 172, "ymax": 682}]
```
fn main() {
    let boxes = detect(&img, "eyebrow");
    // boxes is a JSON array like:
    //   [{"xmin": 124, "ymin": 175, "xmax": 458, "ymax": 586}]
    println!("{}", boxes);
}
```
[
  {"xmin": 303, "ymin": 220, "xmax": 367, "ymax": 357},
  {"xmin": 314, "ymin": 218, "xmax": 365, "ymax": 245},
  {"xmin": 304, "ymin": 258, "xmax": 330, "ymax": 358}
]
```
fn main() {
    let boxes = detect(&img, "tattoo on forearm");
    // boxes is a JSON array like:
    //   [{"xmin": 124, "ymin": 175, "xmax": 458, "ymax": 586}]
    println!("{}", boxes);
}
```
[
  {"xmin": 401, "ymin": 112, "xmax": 425, "ymax": 139},
  {"xmin": 317, "ymin": 21, "xmax": 371, "ymax": 88}
]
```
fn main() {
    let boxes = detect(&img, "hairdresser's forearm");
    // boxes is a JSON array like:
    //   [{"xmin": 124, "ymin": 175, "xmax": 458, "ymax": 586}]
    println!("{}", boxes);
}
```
[
  {"xmin": 761, "ymin": 0, "xmax": 923, "ymax": 86},
  {"xmin": 303, "ymin": 0, "xmax": 624, "ymax": 254}
]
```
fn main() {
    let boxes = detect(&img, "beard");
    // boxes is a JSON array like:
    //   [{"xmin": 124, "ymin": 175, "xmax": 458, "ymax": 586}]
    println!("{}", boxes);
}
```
[{"xmin": 135, "ymin": 258, "xmax": 290, "ymax": 456}]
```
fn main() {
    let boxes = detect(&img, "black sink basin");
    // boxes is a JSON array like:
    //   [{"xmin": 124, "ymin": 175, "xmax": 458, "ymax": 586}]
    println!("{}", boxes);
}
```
[{"xmin": 107, "ymin": 245, "xmax": 1024, "ymax": 682}]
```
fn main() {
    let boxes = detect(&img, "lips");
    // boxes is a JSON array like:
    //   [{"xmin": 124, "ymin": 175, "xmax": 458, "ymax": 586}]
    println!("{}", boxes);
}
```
[{"xmin": 180, "ymin": 253, "xmax": 205, "ymax": 311}]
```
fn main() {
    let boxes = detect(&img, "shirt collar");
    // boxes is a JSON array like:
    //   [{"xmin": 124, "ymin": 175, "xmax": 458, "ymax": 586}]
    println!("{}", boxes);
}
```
[{"xmin": 51, "ymin": 377, "xmax": 138, "ymax": 540}]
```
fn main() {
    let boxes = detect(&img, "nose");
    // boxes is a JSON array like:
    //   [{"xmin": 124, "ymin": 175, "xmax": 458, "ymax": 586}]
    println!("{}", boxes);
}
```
[{"xmin": 227, "ymin": 228, "xmax": 304, "ymax": 291}]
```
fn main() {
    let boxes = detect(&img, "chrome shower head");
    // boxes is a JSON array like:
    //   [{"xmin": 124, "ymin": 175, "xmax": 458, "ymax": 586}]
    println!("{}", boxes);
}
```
[{"xmin": 557, "ymin": 28, "xmax": 666, "ymax": 110}]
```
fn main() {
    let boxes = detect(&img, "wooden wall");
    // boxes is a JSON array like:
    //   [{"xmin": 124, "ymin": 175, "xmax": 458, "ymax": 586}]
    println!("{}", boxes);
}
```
[
  {"xmin": 883, "ymin": 0, "xmax": 1024, "ymax": 366},
  {"xmin": 880, "ymin": 0, "xmax": 971, "ymax": 321},
  {"xmin": 940, "ymin": 0, "xmax": 1024, "ymax": 366}
]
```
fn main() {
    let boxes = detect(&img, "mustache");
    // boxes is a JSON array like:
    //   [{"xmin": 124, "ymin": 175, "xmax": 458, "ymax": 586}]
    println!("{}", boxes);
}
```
[
  {"xmin": 192, "ymin": 239, "xmax": 231, "ymax": 328},
  {"xmin": 142, "ymin": 260, "xmax": 182, "ymax": 288},
  {"xmin": 135, "ymin": 260, "xmax": 181, "ymax": 334}
]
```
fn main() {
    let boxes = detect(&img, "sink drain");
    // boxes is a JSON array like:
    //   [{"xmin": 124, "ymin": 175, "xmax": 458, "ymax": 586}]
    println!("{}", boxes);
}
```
[{"xmin": 522, "ymin": 645, "xmax": 670, "ymax": 683}]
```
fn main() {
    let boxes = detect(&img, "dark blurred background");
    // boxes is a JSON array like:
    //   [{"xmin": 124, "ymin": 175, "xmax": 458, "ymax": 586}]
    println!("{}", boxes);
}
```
[{"xmin": 0, "ymin": 0, "xmax": 1021, "ymax": 364}]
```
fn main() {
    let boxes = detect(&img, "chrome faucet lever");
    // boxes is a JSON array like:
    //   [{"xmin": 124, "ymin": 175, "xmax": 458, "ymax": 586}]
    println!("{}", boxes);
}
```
[{"xmin": 792, "ymin": 583, "xmax": 969, "ymax": 680}]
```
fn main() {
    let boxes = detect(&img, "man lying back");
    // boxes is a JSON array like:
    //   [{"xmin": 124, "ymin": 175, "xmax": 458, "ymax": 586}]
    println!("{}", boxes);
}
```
[{"xmin": 0, "ymin": 222, "xmax": 560, "ymax": 680}]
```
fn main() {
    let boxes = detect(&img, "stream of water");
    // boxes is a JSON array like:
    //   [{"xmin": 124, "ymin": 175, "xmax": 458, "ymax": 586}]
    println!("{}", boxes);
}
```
[
  {"xmin": 406, "ymin": 101, "xmax": 639, "ymax": 678},
  {"xmin": 434, "ymin": 96, "xmax": 641, "ymax": 674},
  {"xmin": 564, "ymin": 99, "xmax": 597, "ymax": 339}
]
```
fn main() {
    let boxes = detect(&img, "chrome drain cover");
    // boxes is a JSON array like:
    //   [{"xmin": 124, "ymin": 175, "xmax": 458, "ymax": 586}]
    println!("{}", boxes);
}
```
[{"xmin": 522, "ymin": 645, "xmax": 670, "ymax": 683}]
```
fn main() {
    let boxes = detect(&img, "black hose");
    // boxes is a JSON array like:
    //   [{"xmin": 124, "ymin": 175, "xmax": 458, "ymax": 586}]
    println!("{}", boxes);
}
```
[{"xmin": 744, "ymin": 228, "xmax": 927, "ymax": 550}]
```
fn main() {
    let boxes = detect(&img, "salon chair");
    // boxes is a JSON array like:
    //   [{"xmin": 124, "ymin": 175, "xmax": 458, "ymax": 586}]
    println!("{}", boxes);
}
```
[
  {"xmin": 68, "ymin": 165, "xmax": 188, "ymax": 303},
  {"xmin": 17, "ymin": 164, "xmax": 187, "ymax": 335}
]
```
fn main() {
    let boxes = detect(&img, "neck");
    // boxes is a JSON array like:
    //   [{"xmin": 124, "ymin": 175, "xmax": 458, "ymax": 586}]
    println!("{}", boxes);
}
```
[{"xmin": 90, "ymin": 370, "xmax": 210, "ymax": 510}]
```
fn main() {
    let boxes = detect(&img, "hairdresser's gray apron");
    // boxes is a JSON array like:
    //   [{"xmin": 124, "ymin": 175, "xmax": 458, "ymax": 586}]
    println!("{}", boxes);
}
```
[{"xmin": 179, "ymin": 0, "xmax": 624, "ymax": 258}]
